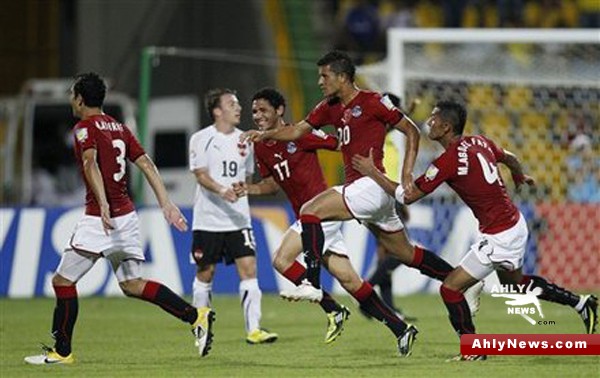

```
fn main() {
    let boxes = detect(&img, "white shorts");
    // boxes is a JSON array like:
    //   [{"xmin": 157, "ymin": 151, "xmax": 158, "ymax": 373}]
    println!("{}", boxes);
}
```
[
  {"xmin": 57, "ymin": 212, "xmax": 145, "ymax": 283},
  {"xmin": 334, "ymin": 176, "xmax": 404, "ymax": 233},
  {"xmin": 290, "ymin": 220, "xmax": 348, "ymax": 256},
  {"xmin": 68, "ymin": 212, "xmax": 144, "ymax": 259},
  {"xmin": 460, "ymin": 213, "xmax": 529, "ymax": 280}
]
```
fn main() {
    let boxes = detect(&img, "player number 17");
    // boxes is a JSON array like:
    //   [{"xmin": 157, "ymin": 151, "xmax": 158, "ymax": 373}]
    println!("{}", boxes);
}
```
[{"xmin": 273, "ymin": 160, "xmax": 290, "ymax": 181}]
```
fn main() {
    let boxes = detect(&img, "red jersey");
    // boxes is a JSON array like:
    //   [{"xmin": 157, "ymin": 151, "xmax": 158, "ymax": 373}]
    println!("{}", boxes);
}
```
[
  {"xmin": 306, "ymin": 90, "xmax": 403, "ymax": 184},
  {"xmin": 255, "ymin": 127, "xmax": 338, "ymax": 218},
  {"xmin": 72, "ymin": 113, "xmax": 145, "ymax": 217},
  {"xmin": 415, "ymin": 135, "xmax": 520, "ymax": 234}
]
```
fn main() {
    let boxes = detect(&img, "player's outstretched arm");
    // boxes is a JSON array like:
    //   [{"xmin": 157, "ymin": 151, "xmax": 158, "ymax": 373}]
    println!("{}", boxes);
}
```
[
  {"xmin": 352, "ymin": 148, "xmax": 427, "ymax": 205},
  {"xmin": 134, "ymin": 154, "xmax": 188, "ymax": 231},
  {"xmin": 233, "ymin": 176, "xmax": 279, "ymax": 197},
  {"xmin": 498, "ymin": 150, "xmax": 535, "ymax": 190},
  {"xmin": 392, "ymin": 115, "xmax": 420, "ymax": 192},
  {"xmin": 82, "ymin": 148, "xmax": 114, "ymax": 234},
  {"xmin": 240, "ymin": 121, "xmax": 313, "ymax": 143}
]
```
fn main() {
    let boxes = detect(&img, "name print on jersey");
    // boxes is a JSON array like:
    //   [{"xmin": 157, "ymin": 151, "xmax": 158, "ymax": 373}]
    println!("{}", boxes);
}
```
[{"xmin": 456, "ymin": 136, "xmax": 495, "ymax": 176}]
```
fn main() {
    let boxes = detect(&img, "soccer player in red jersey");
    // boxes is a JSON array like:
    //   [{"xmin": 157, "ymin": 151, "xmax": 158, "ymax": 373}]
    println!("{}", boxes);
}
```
[
  {"xmin": 241, "ymin": 52, "xmax": 468, "ymax": 355},
  {"xmin": 235, "ymin": 88, "xmax": 412, "ymax": 349},
  {"xmin": 24, "ymin": 73, "xmax": 214, "ymax": 365},
  {"xmin": 352, "ymin": 100, "xmax": 598, "ymax": 361}
]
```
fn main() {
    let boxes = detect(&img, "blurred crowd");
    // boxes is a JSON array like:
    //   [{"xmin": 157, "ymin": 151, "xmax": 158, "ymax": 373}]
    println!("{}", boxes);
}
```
[{"xmin": 330, "ymin": 0, "xmax": 600, "ymax": 63}]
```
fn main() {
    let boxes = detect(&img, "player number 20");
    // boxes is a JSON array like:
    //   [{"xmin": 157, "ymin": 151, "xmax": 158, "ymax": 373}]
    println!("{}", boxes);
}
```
[{"xmin": 337, "ymin": 125, "xmax": 351, "ymax": 146}]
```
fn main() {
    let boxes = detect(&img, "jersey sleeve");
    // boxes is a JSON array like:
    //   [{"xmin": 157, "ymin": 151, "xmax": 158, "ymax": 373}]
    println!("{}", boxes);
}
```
[
  {"xmin": 123, "ymin": 126, "xmax": 146, "ymax": 162},
  {"xmin": 189, "ymin": 132, "xmax": 208, "ymax": 171},
  {"xmin": 305, "ymin": 99, "xmax": 332, "ymax": 129},
  {"xmin": 297, "ymin": 129, "xmax": 338, "ymax": 151},
  {"xmin": 414, "ymin": 152, "xmax": 456, "ymax": 194},
  {"xmin": 372, "ymin": 94, "xmax": 404, "ymax": 126},
  {"xmin": 74, "ymin": 122, "xmax": 96, "ymax": 152}
]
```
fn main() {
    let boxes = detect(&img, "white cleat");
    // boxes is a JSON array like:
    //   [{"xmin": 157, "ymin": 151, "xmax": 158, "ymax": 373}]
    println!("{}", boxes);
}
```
[
  {"xmin": 280, "ymin": 279, "xmax": 323, "ymax": 303},
  {"xmin": 464, "ymin": 281, "xmax": 484, "ymax": 317}
]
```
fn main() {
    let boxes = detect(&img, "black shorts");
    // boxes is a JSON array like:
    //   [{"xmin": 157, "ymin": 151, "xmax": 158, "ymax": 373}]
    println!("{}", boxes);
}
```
[{"xmin": 191, "ymin": 228, "xmax": 256, "ymax": 266}]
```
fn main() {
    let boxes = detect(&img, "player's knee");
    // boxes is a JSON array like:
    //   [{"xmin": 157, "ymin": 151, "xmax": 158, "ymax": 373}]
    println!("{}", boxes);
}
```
[
  {"xmin": 272, "ymin": 248, "xmax": 294, "ymax": 273},
  {"xmin": 119, "ymin": 279, "xmax": 145, "ymax": 297},
  {"xmin": 52, "ymin": 274, "xmax": 74, "ymax": 287},
  {"xmin": 299, "ymin": 200, "xmax": 319, "ymax": 217}
]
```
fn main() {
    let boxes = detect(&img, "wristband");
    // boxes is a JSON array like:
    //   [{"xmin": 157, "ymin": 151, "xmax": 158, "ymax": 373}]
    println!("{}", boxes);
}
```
[
  {"xmin": 394, "ymin": 185, "xmax": 405, "ymax": 204},
  {"xmin": 218, "ymin": 187, "xmax": 228, "ymax": 196}
]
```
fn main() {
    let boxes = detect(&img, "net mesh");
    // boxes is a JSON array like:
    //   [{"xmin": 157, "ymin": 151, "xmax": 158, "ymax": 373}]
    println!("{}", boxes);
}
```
[{"xmin": 358, "ymin": 38, "xmax": 600, "ymax": 290}]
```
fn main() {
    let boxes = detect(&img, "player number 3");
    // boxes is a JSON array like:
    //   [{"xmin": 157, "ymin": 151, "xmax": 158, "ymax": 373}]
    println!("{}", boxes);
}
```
[{"xmin": 112, "ymin": 139, "xmax": 126, "ymax": 182}]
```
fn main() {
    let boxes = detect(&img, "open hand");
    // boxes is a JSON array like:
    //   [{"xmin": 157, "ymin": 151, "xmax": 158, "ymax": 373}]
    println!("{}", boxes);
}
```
[
  {"xmin": 232, "ymin": 181, "xmax": 248, "ymax": 197},
  {"xmin": 351, "ymin": 148, "xmax": 377, "ymax": 176},
  {"xmin": 99, "ymin": 203, "xmax": 115, "ymax": 235},
  {"xmin": 240, "ymin": 129, "xmax": 265, "ymax": 144},
  {"xmin": 162, "ymin": 202, "xmax": 188, "ymax": 232}
]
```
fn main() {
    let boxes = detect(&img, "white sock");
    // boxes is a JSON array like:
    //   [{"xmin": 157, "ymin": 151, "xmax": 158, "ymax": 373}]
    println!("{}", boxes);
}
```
[
  {"xmin": 240, "ymin": 278, "xmax": 262, "ymax": 333},
  {"xmin": 192, "ymin": 277, "xmax": 212, "ymax": 308}
]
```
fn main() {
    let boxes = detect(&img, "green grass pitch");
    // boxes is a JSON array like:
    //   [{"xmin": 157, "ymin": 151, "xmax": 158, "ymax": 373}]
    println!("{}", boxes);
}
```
[{"xmin": 1, "ymin": 294, "xmax": 598, "ymax": 377}]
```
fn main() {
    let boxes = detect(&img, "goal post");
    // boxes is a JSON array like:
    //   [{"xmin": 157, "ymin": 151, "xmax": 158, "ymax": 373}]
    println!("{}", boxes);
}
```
[{"xmin": 358, "ymin": 29, "xmax": 599, "ymax": 290}]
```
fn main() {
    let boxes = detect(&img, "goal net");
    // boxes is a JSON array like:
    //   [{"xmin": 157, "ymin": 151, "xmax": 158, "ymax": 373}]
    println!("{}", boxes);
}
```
[{"xmin": 358, "ymin": 29, "xmax": 599, "ymax": 290}]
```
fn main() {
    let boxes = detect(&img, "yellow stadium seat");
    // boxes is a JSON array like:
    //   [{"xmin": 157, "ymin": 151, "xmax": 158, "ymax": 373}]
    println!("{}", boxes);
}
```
[
  {"xmin": 505, "ymin": 86, "xmax": 533, "ymax": 111},
  {"xmin": 468, "ymin": 84, "xmax": 498, "ymax": 109}
]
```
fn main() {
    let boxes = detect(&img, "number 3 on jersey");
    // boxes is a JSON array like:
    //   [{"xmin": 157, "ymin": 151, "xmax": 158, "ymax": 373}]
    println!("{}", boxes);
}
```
[{"xmin": 112, "ymin": 139, "xmax": 126, "ymax": 182}]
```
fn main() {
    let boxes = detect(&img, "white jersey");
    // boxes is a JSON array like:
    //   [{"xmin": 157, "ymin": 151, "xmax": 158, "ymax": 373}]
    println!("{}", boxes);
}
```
[{"xmin": 189, "ymin": 125, "xmax": 254, "ymax": 231}]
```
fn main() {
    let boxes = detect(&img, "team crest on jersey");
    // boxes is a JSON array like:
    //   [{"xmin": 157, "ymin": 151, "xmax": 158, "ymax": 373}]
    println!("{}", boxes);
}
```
[
  {"xmin": 286, "ymin": 142, "xmax": 297, "ymax": 154},
  {"xmin": 351, "ymin": 105, "xmax": 362, "ymax": 118},
  {"xmin": 425, "ymin": 164, "xmax": 439, "ymax": 181},
  {"xmin": 237, "ymin": 142, "xmax": 248, "ymax": 157},
  {"xmin": 75, "ymin": 128, "xmax": 88, "ymax": 143}
]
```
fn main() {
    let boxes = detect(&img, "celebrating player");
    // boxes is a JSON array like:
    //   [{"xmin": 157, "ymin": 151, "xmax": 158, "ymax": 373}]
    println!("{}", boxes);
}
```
[
  {"xmin": 24, "ymin": 73, "xmax": 214, "ymax": 365},
  {"xmin": 235, "ymin": 88, "xmax": 417, "ymax": 350},
  {"xmin": 240, "ymin": 51, "xmax": 482, "ymax": 355},
  {"xmin": 352, "ymin": 100, "xmax": 599, "ymax": 361},
  {"xmin": 188, "ymin": 88, "xmax": 277, "ymax": 345}
]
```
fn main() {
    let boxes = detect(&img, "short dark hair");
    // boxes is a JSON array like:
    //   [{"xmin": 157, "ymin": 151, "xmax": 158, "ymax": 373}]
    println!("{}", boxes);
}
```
[
  {"xmin": 435, "ymin": 100, "xmax": 467, "ymax": 135},
  {"xmin": 317, "ymin": 51, "xmax": 356, "ymax": 82},
  {"xmin": 204, "ymin": 88, "xmax": 236, "ymax": 122},
  {"xmin": 73, "ymin": 72, "xmax": 106, "ymax": 108},
  {"xmin": 382, "ymin": 92, "xmax": 401, "ymax": 108},
  {"xmin": 252, "ymin": 88, "xmax": 286, "ymax": 114}
]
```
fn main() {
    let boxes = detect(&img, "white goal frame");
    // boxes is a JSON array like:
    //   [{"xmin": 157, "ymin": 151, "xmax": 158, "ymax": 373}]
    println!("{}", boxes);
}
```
[{"xmin": 386, "ymin": 28, "xmax": 600, "ymax": 100}]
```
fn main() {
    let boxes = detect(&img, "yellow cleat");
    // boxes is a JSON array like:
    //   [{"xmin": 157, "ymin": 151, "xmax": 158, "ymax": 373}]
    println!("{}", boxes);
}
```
[
  {"xmin": 325, "ymin": 305, "xmax": 350, "ymax": 344},
  {"xmin": 24, "ymin": 345, "xmax": 75, "ymax": 365},
  {"xmin": 246, "ymin": 328, "xmax": 278, "ymax": 344},
  {"xmin": 192, "ymin": 307, "xmax": 215, "ymax": 357}
]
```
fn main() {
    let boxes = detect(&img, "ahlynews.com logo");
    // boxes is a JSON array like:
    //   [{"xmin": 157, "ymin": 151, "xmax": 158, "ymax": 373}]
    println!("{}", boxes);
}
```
[{"xmin": 491, "ymin": 282, "xmax": 556, "ymax": 326}]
